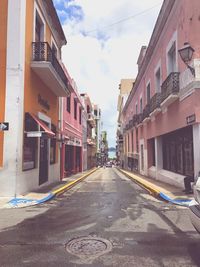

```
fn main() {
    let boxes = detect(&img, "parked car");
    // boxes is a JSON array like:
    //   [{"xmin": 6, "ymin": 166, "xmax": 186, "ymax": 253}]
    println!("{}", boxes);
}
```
[
  {"xmin": 105, "ymin": 162, "xmax": 112, "ymax": 168},
  {"xmin": 189, "ymin": 176, "xmax": 200, "ymax": 233}
]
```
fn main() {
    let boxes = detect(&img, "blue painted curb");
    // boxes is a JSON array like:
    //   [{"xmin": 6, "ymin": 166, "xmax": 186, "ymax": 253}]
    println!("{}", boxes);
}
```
[
  {"xmin": 159, "ymin": 192, "xmax": 192, "ymax": 207},
  {"xmin": 8, "ymin": 192, "xmax": 55, "ymax": 208}
]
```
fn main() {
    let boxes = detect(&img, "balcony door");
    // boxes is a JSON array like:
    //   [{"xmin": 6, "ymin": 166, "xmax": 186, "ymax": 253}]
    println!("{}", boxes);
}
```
[
  {"xmin": 168, "ymin": 41, "xmax": 176, "ymax": 74},
  {"xmin": 35, "ymin": 11, "xmax": 44, "ymax": 42}
]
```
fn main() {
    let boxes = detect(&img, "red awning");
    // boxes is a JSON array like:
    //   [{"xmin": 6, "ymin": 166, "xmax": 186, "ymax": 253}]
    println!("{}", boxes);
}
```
[{"xmin": 29, "ymin": 113, "xmax": 55, "ymax": 136}]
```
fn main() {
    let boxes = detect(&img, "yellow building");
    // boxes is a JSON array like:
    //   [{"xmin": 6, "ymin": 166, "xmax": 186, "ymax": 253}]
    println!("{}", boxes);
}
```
[{"xmin": 0, "ymin": 0, "xmax": 70, "ymax": 196}]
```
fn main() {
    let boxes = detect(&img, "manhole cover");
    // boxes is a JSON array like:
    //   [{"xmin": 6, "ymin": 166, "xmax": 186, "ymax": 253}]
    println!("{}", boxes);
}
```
[{"xmin": 65, "ymin": 236, "xmax": 112, "ymax": 257}]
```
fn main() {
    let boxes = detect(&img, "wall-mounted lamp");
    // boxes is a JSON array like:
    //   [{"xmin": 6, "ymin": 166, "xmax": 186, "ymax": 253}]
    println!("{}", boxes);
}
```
[{"xmin": 178, "ymin": 42, "xmax": 195, "ymax": 76}]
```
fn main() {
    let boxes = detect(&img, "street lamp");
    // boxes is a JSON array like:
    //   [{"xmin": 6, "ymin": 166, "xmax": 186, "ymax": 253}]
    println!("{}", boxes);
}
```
[{"xmin": 178, "ymin": 42, "xmax": 195, "ymax": 76}]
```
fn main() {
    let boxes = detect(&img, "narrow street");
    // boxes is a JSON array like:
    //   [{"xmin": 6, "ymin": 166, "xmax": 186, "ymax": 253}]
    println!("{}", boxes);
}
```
[{"xmin": 0, "ymin": 168, "xmax": 199, "ymax": 267}]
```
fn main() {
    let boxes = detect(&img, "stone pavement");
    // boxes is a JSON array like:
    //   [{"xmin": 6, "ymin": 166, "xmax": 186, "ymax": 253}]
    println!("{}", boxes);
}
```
[{"xmin": 119, "ymin": 168, "xmax": 193, "ymax": 206}]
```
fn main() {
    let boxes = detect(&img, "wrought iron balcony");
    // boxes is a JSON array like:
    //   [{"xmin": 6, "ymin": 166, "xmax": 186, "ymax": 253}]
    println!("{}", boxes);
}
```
[
  {"xmin": 150, "ymin": 93, "xmax": 161, "ymax": 113},
  {"xmin": 31, "ymin": 42, "xmax": 70, "ymax": 97},
  {"xmin": 136, "ymin": 113, "xmax": 143, "ymax": 126},
  {"xmin": 132, "ymin": 114, "xmax": 138, "ymax": 126},
  {"xmin": 142, "ymin": 104, "xmax": 150, "ymax": 121},
  {"xmin": 160, "ymin": 72, "xmax": 180, "ymax": 107}
]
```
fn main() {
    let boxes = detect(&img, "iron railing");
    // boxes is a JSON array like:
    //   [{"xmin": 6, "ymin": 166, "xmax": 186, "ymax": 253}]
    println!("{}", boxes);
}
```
[
  {"xmin": 32, "ymin": 42, "xmax": 69, "ymax": 88},
  {"xmin": 161, "ymin": 72, "xmax": 180, "ymax": 102},
  {"xmin": 150, "ymin": 92, "xmax": 161, "ymax": 113},
  {"xmin": 142, "ymin": 103, "xmax": 150, "ymax": 120},
  {"xmin": 137, "ymin": 113, "xmax": 143, "ymax": 124}
]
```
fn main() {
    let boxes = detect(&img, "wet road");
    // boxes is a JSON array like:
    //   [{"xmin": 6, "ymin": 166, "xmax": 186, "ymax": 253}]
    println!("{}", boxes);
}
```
[{"xmin": 0, "ymin": 168, "xmax": 200, "ymax": 266}]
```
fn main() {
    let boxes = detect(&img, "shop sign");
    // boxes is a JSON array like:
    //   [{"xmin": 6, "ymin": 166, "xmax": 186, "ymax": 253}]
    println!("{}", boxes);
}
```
[
  {"xmin": 38, "ymin": 94, "xmax": 50, "ymax": 110},
  {"xmin": 186, "ymin": 114, "xmax": 196, "ymax": 125},
  {"xmin": 0, "ymin": 122, "xmax": 9, "ymax": 131}
]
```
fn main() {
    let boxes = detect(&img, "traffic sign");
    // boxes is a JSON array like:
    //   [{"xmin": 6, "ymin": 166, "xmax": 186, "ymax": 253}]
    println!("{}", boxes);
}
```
[{"xmin": 0, "ymin": 122, "xmax": 9, "ymax": 131}]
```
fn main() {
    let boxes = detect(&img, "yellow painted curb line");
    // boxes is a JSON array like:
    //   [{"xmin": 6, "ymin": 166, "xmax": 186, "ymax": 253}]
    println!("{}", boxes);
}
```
[
  {"xmin": 118, "ymin": 168, "xmax": 161, "ymax": 196},
  {"xmin": 52, "ymin": 168, "xmax": 98, "ymax": 196}
]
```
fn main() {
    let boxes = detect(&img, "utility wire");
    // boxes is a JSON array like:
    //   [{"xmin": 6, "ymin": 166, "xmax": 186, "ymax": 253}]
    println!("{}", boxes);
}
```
[{"xmin": 84, "ymin": 2, "xmax": 162, "ymax": 35}]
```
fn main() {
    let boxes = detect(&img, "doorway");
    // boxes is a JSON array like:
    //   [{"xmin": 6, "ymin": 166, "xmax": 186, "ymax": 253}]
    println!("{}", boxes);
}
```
[{"xmin": 39, "ymin": 137, "xmax": 48, "ymax": 185}]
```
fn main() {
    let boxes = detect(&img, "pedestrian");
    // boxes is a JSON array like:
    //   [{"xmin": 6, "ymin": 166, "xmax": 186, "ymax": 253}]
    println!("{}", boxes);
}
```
[{"xmin": 183, "ymin": 175, "xmax": 194, "ymax": 194}]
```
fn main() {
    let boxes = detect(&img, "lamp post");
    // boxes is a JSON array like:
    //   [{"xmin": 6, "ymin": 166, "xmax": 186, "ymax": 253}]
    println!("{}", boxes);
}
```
[{"xmin": 178, "ymin": 42, "xmax": 195, "ymax": 76}]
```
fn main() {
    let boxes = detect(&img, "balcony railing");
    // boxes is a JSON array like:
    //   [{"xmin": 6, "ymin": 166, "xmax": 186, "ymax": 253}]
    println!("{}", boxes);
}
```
[
  {"xmin": 150, "ymin": 92, "xmax": 161, "ymax": 113},
  {"xmin": 142, "ymin": 103, "xmax": 150, "ymax": 120},
  {"xmin": 161, "ymin": 72, "xmax": 180, "ymax": 102},
  {"xmin": 136, "ymin": 113, "xmax": 143, "ymax": 125},
  {"xmin": 32, "ymin": 42, "xmax": 68, "ymax": 88}
]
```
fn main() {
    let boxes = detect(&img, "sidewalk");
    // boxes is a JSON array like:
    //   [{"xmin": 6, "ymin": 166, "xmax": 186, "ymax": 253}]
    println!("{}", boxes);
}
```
[
  {"xmin": 0, "ymin": 168, "xmax": 98, "ymax": 209},
  {"xmin": 118, "ymin": 168, "xmax": 193, "ymax": 207}
]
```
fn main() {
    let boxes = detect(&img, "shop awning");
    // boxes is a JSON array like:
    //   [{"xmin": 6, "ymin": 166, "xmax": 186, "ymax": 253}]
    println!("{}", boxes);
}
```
[{"xmin": 27, "ymin": 113, "xmax": 55, "ymax": 137}]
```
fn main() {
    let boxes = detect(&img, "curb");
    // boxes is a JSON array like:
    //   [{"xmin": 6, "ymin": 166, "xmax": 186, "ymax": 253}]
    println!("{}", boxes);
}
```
[
  {"xmin": 118, "ymin": 168, "xmax": 160, "ymax": 196},
  {"xmin": 52, "ymin": 167, "xmax": 98, "ymax": 196},
  {"xmin": 118, "ymin": 168, "xmax": 192, "ymax": 207},
  {"xmin": 6, "ymin": 168, "xmax": 98, "ymax": 208}
]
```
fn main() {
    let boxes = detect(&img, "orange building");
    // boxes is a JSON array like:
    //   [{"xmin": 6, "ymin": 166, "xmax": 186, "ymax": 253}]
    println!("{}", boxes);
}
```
[{"xmin": 0, "ymin": 0, "xmax": 70, "ymax": 196}]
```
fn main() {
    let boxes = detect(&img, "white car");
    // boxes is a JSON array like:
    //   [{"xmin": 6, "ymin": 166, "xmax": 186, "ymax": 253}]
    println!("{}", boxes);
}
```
[{"xmin": 189, "ymin": 177, "xmax": 200, "ymax": 233}]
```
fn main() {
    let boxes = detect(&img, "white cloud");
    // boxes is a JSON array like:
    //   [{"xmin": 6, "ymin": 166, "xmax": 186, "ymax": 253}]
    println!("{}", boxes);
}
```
[{"xmin": 60, "ymin": 0, "xmax": 163, "ymax": 147}]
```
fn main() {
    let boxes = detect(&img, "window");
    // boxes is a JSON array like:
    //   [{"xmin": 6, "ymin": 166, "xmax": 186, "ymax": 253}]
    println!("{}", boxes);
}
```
[
  {"xmin": 74, "ymin": 99, "xmax": 77, "ymax": 120},
  {"xmin": 79, "ymin": 107, "xmax": 82, "ymax": 125},
  {"xmin": 168, "ymin": 41, "xmax": 176, "ymax": 73},
  {"xmin": 132, "ymin": 130, "xmax": 134, "ymax": 153},
  {"xmin": 155, "ymin": 68, "xmax": 161, "ymax": 93},
  {"xmin": 35, "ymin": 11, "xmax": 44, "ymax": 42},
  {"xmin": 87, "ymin": 105, "xmax": 90, "ymax": 114},
  {"xmin": 50, "ymin": 124, "xmax": 56, "ymax": 164},
  {"xmin": 136, "ymin": 129, "xmax": 139, "ymax": 153},
  {"xmin": 148, "ymin": 138, "xmax": 155, "ymax": 166},
  {"xmin": 146, "ymin": 83, "xmax": 151, "ymax": 104},
  {"xmin": 140, "ymin": 98, "xmax": 143, "ymax": 113},
  {"xmin": 67, "ymin": 96, "xmax": 70, "ymax": 113},
  {"xmin": 127, "ymin": 134, "xmax": 129, "ymax": 153},
  {"xmin": 23, "ymin": 113, "xmax": 38, "ymax": 171}
]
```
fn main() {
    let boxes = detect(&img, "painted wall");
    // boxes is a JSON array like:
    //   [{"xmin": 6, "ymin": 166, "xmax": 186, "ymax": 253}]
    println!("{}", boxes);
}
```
[
  {"xmin": 0, "ymin": 0, "xmax": 8, "ymax": 167},
  {"xmin": 0, "ymin": 0, "xmax": 65, "ymax": 196},
  {"xmin": 122, "ymin": 0, "xmax": 200, "ymax": 181}
]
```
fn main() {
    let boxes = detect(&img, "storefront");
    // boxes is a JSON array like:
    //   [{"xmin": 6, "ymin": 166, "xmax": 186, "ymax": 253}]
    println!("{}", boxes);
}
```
[
  {"xmin": 162, "ymin": 126, "xmax": 194, "ymax": 177},
  {"xmin": 23, "ymin": 112, "xmax": 57, "ymax": 185},
  {"xmin": 63, "ymin": 137, "xmax": 82, "ymax": 176}
]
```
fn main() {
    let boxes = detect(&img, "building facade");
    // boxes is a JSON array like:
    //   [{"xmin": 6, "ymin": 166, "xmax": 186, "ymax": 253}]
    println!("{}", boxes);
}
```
[
  {"xmin": 93, "ymin": 104, "xmax": 102, "ymax": 165},
  {"xmin": 81, "ymin": 94, "xmax": 96, "ymax": 169},
  {"xmin": 116, "ymin": 79, "xmax": 135, "ymax": 167},
  {"xmin": 122, "ymin": 0, "xmax": 200, "ymax": 188},
  {"xmin": 100, "ymin": 131, "xmax": 108, "ymax": 165},
  {"xmin": 61, "ymin": 68, "xmax": 83, "ymax": 178},
  {"xmin": 0, "ymin": 0, "xmax": 70, "ymax": 196}
]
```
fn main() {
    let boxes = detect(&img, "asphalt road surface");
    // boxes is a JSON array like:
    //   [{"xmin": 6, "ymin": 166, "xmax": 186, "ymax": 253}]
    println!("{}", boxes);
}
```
[{"xmin": 0, "ymin": 168, "xmax": 200, "ymax": 267}]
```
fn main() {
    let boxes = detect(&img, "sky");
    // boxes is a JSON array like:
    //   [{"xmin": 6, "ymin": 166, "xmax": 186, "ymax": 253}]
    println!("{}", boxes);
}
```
[{"xmin": 53, "ymin": 0, "xmax": 163, "ymax": 147}]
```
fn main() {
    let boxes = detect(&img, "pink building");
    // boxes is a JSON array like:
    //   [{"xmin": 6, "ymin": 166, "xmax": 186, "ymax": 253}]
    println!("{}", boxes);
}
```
[
  {"xmin": 122, "ymin": 0, "xmax": 200, "ymax": 188},
  {"xmin": 61, "ymin": 67, "xmax": 83, "ymax": 178}
]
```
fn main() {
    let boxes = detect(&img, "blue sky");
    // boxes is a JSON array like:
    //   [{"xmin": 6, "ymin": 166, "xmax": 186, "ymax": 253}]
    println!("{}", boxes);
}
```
[
  {"xmin": 54, "ymin": 0, "xmax": 84, "ymax": 24},
  {"xmin": 53, "ymin": 0, "xmax": 163, "ymax": 147}
]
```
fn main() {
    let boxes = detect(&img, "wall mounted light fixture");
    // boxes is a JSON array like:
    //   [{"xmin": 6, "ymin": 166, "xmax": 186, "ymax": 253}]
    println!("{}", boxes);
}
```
[{"xmin": 178, "ymin": 42, "xmax": 195, "ymax": 76}]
